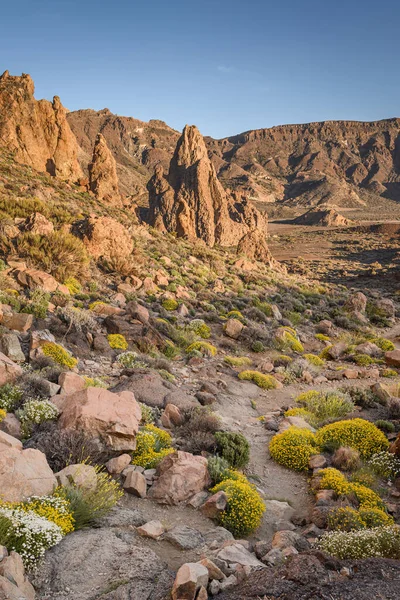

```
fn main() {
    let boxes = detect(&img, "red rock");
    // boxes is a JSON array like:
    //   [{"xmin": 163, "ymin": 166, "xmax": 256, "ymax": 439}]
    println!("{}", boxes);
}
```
[
  {"xmin": 1, "ymin": 312, "xmax": 33, "ymax": 332},
  {"xmin": 88, "ymin": 134, "xmax": 121, "ymax": 204},
  {"xmin": 171, "ymin": 563, "xmax": 209, "ymax": 600},
  {"xmin": 58, "ymin": 372, "xmax": 86, "ymax": 395},
  {"xmin": 22, "ymin": 212, "xmax": 54, "ymax": 235},
  {"xmin": 72, "ymin": 214, "xmax": 133, "ymax": 261},
  {"xmin": 385, "ymin": 350, "xmax": 400, "ymax": 367},
  {"xmin": 106, "ymin": 454, "xmax": 132, "ymax": 474},
  {"xmin": 14, "ymin": 268, "xmax": 68, "ymax": 294},
  {"xmin": 123, "ymin": 470, "xmax": 147, "ymax": 497},
  {"xmin": 224, "ymin": 318, "xmax": 244, "ymax": 339}
]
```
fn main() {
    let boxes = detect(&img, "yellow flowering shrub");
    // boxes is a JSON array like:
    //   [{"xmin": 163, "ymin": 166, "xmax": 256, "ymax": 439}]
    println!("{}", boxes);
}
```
[
  {"xmin": 238, "ymin": 370, "xmax": 280, "ymax": 390},
  {"xmin": 210, "ymin": 478, "xmax": 265, "ymax": 536},
  {"xmin": 316, "ymin": 419, "xmax": 389, "ymax": 459},
  {"xmin": 42, "ymin": 342, "xmax": 78, "ymax": 369},
  {"xmin": 275, "ymin": 329, "xmax": 304, "ymax": 353},
  {"xmin": 89, "ymin": 300, "xmax": 107, "ymax": 311},
  {"xmin": 269, "ymin": 426, "xmax": 319, "ymax": 471},
  {"xmin": 284, "ymin": 407, "xmax": 311, "ymax": 419},
  {"xmin": 303, "ymin": 353, "xmax": 325, "ymax": 367},
  {"xmin": 315, "ymin": 333, "xmax": 330, "ymax": 342},
  {"xmin": 295, "ymin": 390, "xmax": 354, "ymax": 427},
  {"xmin": 371, "ymin": 337, "xmax": 395, "ymax": 352},
  {"xmin": 162, "ymin": 298, "xmax": 178, "ymax": 311},
  {"xmin": 63, "ymin": 277, "xmax": 82, "ymax": 295},
  {"xmin": 327, "ymin": 506, "xmax": 393, "ymax": 532},
  {"xmin": 0, "ymin": 409, "xmax": 6, "ymax": 423},
  {"xmin": 318, "ymin": 468, "xmax": 349, "ymax": 495},
  {"xmin": 132, "ymin": 424, "xmax": 174, "ymax": 469},
  {"xmin": 224, "ymin": 356, "xmax": 252, "ymax": 367},
  {"xmin": 317, "ymin": 468, "xmax": 384, "ymax": 510},
  {"xmin": 107, "ymin": 334, "xmax": 128, "ymax": 350},
  {"xmin": 319, "ymin": 345, "xmax": 333, "ymax": 360},
  {"xmin": 186, "ymin": 341, "xmax": 217, "ymax": 356},
  {"xmin": 19, "ymin": 496, "xmax": 75, "ymax": 535}
]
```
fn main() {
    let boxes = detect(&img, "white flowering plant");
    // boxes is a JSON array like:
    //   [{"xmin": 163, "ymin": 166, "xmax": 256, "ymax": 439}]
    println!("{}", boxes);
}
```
[
  {"xmin": 0, "ymin": 506, "xmax": 63, "ymax": 569},
  {"xmin": 117, "ymin": 351, "xmax": 146, "ymax": 369},
  {"xmin": 317, "ymin": 525, "xmax": 400, "ymax": 559},
  {"xmin": 368, "ymin": 451, "xmax": 400, "ymax": 481},
  {"xmin": 18, "ymin": 398, "xmax": 59, "ymax": 437},
  {"xmin": 0, "ymin": 384, "xmax": 23, "ymax": 411}
]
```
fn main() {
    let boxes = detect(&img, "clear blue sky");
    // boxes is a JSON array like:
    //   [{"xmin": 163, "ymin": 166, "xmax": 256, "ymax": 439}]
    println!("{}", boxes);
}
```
[{"xmin": 1, "ymin": 0, "xmax": 399, "ymax": 138}]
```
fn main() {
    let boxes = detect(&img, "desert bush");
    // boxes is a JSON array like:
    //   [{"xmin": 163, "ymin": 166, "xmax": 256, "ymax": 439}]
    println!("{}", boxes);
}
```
[
  {"xmin": 25, "ymin": 425, "xmax": 110, "ymax": 472},
  {"xmin": 207, "ymin": 455, "xmax": 231, "ymax": 485},
  {"xmin": 269, "ymin": 426, "xmax": 319, "ymax": 471},
  {"xmin": 371, "ymin": 337, "xmax": 395, "ymax": 352},
  {"xmin": 332, "ymin": 446, "xmax": 361, "ymax": 471},
  {"xmin": 347, "ymin": 387, "xmax": 379, "ymax": 408},
  {"xmin": 63, "ymin": 277, "xmax": 82, "ymax": 295},
  {"xmin": 117, "ymin": 351, "xmax": 144, "ymax": 369},
  {"xmin": 56, "ymin": 469, "xmax": 123, "ymax": 530},
  {"xmin": 388, "ymin": 397, "xmax": 400, "ymax": 419},
  {"xmin": 274, "ymin": 328, "xmax": 304, "ymax": 353},
  {"xmin": 224, "ymin": 355, "xmax": 252, "ymax": 367},
  {"xmin": 382, "ymin": 368, "xmax": 397, "ymax": 378},
  {"xmin": 107, "ymin": 334, "xmax": 128, "ymax": 350},
  {"xmin": 295, "ymin": 390, "xmax": 354, "ymax": 427},
  {"xmin": 162, "ymin": 298, "xmax": 178, "ymax": 311},
  {"xmin": 42, "ymin": 342, "xmax": 78, "ymax": 369},
  {"xmin": 21, "ymin": 288, "xmax": 50, "ymax": 319},
  {"xmin": 375, "ymin": 419, "xmax": 395, "ymax": 433},
  {"xmin": 0, "ymin": 383, "xmax": 23, "ymax": 411},
  {"xmin": 138, "ymin": 402, "xmax": 156, "ymax": 424},
  {"xmin": 58, "ymin": 305, "xmax": 96, "ymax": 333},
  {"xmin": 368, "ymin": 451, "xmax": 400, "ymax": 481},
  {"xmin": 187, "ymin": 319, "xmax": 211, "ymax": 339},
  {"xmin": 316, "ymin": 419, "xmax": 389, "ymax": 458},
  {"xmin": 238, "ymin": 370, "xmax": 279, "ymax": 389},
  {"xmin": 317, "ymin": 468, "xmax": 384, "ymax": 509},
  {"xmin": 327, "ymin": 506, "xmax": 393, "ymax": 532},
  {"xmin": 210, "ymin": 478, "xmax": 265, "ymax": 536},
  {"xmin": 18, "ymin": 398, "xmax": 59, "ymax": 437},
  {"xmin": 16, "ymin": 231, "xmax": 89, "ymax": 281},
  {"xmin": 186, "ymin": 341, "xmax": 217, "ymax": 356},
  {"xmin": 175, "ymin": 406, "xmax": 220, "ymax": 454},
  {"xmin": 303, "ymin": 353, "xmax": 325, "ymax": 367},
  {"xmin": 18, "ymin": 495, "xmax": 75, "ymax": 535},
  {"xmin": 131, "ymin": 424, "xmax": 174, "ymax": 469},
  {"xmin": 318, "ymin": 526, "xmax": 400, "ymax": 559},
  {"xmin": 0, "ymin": 506, "xmax": 63, "ymax": 569},
  {"xmin": 215, "ymin": 431, "xmax": 250, "ymax": 469}
]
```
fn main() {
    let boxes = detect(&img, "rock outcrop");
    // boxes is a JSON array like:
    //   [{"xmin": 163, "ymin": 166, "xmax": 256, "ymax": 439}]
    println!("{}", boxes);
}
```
[
  {"xmin": 237, "ymin": 228, "xmax": 281, "ymax": 268},
  {"xmin": 0, "ymin": 70, "xmax": 82, "ymax": 181},
  {"xmin": 147, "ymin": 125, "xmax": 267, "ymax": 247},
  {"xmin": 88, "ymin": 133, "xmax": 121, "ymax": 203},
  {"xmin": 294, "ymin": 206, "xmax": 351, "ymax": 226},
  {"xmin": 71, "ymin": 215, "xmax": 133, "ymax": 260}
]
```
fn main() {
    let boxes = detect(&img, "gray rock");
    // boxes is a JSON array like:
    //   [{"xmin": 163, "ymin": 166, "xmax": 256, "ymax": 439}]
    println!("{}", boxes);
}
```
[
  {"xmin": 203, "ymin": 527, "xmax": 234, "ymax": 548},
  {"xmin": 96, "ymin": 507, "xmax": 146, "ymax": 528},
  {"xmin": 0, "ymin": 333, "xmax": 25, "ymax": 363},
  {"xmin": 32, "ymin": 528, "xmax": 174, "ymax": 599},
  {"xmin": 164, "ymin": 525, "xmax": 205, "ymax": 550},
  {"xmin": 262, "ymin": 548, "xmax": 284, "ymax": 566},
  {"xmin": 263, "ymin": 500, "xmax": 295, "ymax": 533},
  {"xmin": 216, "ymin": 543, "xmax": 265, "ymax": 568}
]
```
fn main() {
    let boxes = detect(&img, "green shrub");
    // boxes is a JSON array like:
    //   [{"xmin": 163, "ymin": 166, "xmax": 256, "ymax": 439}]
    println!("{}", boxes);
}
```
[
  {"xmin": 207, "ymin": 455, "xmax": 231, "ymax": 485},
  {"xmin": 251, "ymin": 341, "xmax": 265, "ymax": 353},
  {"xmin": 21, "ymin": 289, "xmax": 50, "ymax": 319},
  {"xmin": 224, "ymin": 356, "xmax": 252, "ymax": 367},
  {"xmin": 269, "ymin": 426, "xmax": 319, "ymax": 471},
  {"xmin": 42, "ymin": 342, "xmax": 78, "ymax": 369},
  {"xmin": 210, "ymin": 478, "xmax": 265, "ymax": 536},
  {"xmin": 16, "ymin": 231, "xmax": 88, "ymax": 281},
  {"xmin": 107, "ymin": 334, "xmax": 128, "ymax": 350},
  {"xmin": 0, "ymin": 384, "xmax": 23, "ymax": 411},
  {"xmin": 238, "ymin": 370, "xmax": 279, "ymax": 389},
  {"xmin": 162, "ymin": 298, "xmax": 178, "ymax": 311},
  {"xmin": 375, "ymin": 419, "xmax": 395, "ymax": 433},
  {"xmin": 316, "ymin": 419, "xmax": 389, "ymax": 459},
  {"xmin": 318, "ymin": 526, "xmax": 400, "ymax": 559},
  {"xmin": 56, "ymin": 469, "xmax": 123, "ymax": 530},
  {"xmin": 354, "ymin": 354, "xmax": 375, "ymax": 366},
  {"xmin": 215, "ymin": 431, "xmax": 250, "ymax": 469},
  {"xmin": 186, "ymin": 341, "xmax": 217, "ymax": 356},
  {"xmin": 131, "ymin": 424, "xmax": 174, "ymax": 469},
  {"xmin": 117, "ymin": 351, "xmax": 146, "ymax": 369},
  {"xmin": 187, "ymin": 319, "xmax": 211, "ymax": 339},
  {"xmin": 295, "ymin": 390, "xmax": 354, "ymax": 427}
]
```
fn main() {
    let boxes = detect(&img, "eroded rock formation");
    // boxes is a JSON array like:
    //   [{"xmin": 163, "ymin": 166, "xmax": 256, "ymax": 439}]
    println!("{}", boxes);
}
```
[
  {"xmin": 147, "ymin": 125, "xmax": 267, "ymax": 247},
  {"xmin": 0, "ymin": 70, "xmax": 82, "ymax": 181},
  {"xmin": 88, "ymin": 133, "xmax": 121, "ymax": 203}
]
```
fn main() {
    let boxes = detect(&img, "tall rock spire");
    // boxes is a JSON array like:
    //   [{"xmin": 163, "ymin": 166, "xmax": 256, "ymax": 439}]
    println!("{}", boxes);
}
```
[{"xmin": 88, "ymin": 133, "xmax": 121, "ymax": 204}]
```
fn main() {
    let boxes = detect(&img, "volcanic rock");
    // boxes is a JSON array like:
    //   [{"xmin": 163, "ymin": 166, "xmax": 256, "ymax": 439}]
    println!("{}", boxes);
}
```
[{"xmin": 88, "ymin": 133, "xmax": 121, "ymax": 203}]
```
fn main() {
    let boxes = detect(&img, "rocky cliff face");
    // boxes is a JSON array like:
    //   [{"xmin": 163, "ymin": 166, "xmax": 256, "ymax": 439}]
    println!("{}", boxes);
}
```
[
  {"xmin": 147, "ymin": 125, "xmax": 267, "ymax": 247},
  {"xmin": 88, "ymin": 134, "xmax": 120, "ymax": 203},
  {"xmin": 0, "ymin": 71, "xmax": 82, "ymax": 181},
  {"xmin": 208, "ymin": 119, "xmax": 400, "ymax": 207}
]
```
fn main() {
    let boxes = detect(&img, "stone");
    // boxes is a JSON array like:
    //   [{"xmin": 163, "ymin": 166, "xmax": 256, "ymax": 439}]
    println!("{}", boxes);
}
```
[
  {"xmin": 199, "ymin": 558, "xmax": 225, "ymax": 581},
  {"xmin": 31, "ymin": 527, "xmax": 174, "ymax": 599},
  {"xmin": 106, "ymin": 454, "xmax": 132, "ymax": 474},
  {"xmin": 30, "ymin": 329, "xmax": 55, "ymax": 350},
  {"xmin": 371, "ymin": 382, "xmax": 392, "ymax": 403},
  {"xmin": 0, "ymin": 71, "xmax": 82, "ymax": 181},
  {"xmin": 188, "ymin": 491, "xmax": 209, "ymax": 508},
  {"xmin": 326, "ymin": 342, "xmax": 347, "ymax": 359},
  {"xmin": 171, "ymin": 562, "xmax": 209, "ymax": 600},
  {"xmin": 147, "ymin": 125, "xmax": 267, "ymax": 248},
  {"xmin": 126, "ymin": 301, "xmax": 150, "ymax": 324},
  {"xmin": 0, "ymin": 352, "xmax": 23, "ymax": 385},
  {"xmin": 355, "ymin": 342, "xmax": 382, "ymax": 357},
  {"xmin": 345, "ymin": 292, "xmax": 367, "ymax": 313},
  {"xmin": 58, "ymin": 371, "xmax": 86, "ymax": 395},
  {"xmin": 373, "ymin": 298, "xmax": 395, "ymax": 318},
  {"xmin": 316, "ymin": 319, "xmax": 333, "ymax": 334},
  {"xmin": 23, "ymin": 211, "xmax": 54, "ymax": 235},
  {"xmin": 200, "ymin": 491, "xmax": 228, "ymax": 519},
  {"xmin": 196, "ymin": 585, "xmax": 208, "ymax": 600},
  {"xmin": 262, "ymin": 548, "xmax": 284, "ymax": 566},
  {"xmin": 55, "ymin": 464, "xmax": 97, "ymax": 491},
  {"xmin": 136, "ymin": 520, "xmax": 165, "ymax": 539},
  {"xmin": 0, "ymin": 333, "xmax": 25, "ymax": 363},
  {"xmin": 237, "ymin": 228, "xmax": 281, "ymax": 270},
  {"xmin": 216, "ymin": 543, "xmax": 264, "ymax": 568},
  {"xmin": 203, "ymin": 527, "xmax": 234, "ymax": 548},
  {"xmin": 219, "ymin": 574, "xmax": 237, "ymax": 591},
  {"xmin": 14, "ymin": 268, "xmax": 68, "ymax": 294},
  {"xmin": 88, "ymin": 133, "xmax": 120, "ymax": 203},
  {"xmin": 123, "ymin": 470, "xmax": 147, "ymax": 497},
  {"xmin": 149, "ymin": 451, "xmax": 211, "ymax": 505},
  {"xmin": 72, "ymin": 215, "xmax": 133, "ymax": 261},
  {"xmin": 112, "ymin": 369, "xmax": 169, "ymax": 408},
  {"xmin": 56, "ymin": 388, "xmax": 141, "ymax": 450},
  {"xmin": 0, "ymin": 413, "xmax": 22, "ymax": 439},
  {"xmin": 0, "ymin": 431, "xmax": 56, "ymax": 502},
  {"xmin": 224, "ymin": 318, "xmax": 244, "ymax": 339},
  {"xmin": 161, "ymin": 403, "xmax": 184, "ymax": 428},
  {"xmin": 385, "ymin": 350, "xmax": 400, "ymax": 367},
  {"xmin": 0, "ymin": 551, "xmax": 36, "ymax": 600},
  {"xmin": 262, "ymin": 500, "xmax": 295, "ymax": 533},
  {"xmin": 195, "ymin": 391, "xmax": 216, "ymax": 406},
  {"xmin": 342, "ymin": 369, "xmax": 359, "ymax": 379},
  {"xmin": 1, "ymin": 312, "xmax": 33, "ymax": 332},
  {"xmin": 271, "ymin": 530, "xmax": 310, "ymax": 552},
  {"xmin": 164, "ymin": 390, "xmax": 199, "ymax": 410},
  {"xmin": 279, "ymin": 416, "xmax": 315, "ymax": 432},
  {"xmin": 90, "ymin": 303, "xmax": 123, "ymax": 317},
  {"xmin": 309, "ymin": 454, "xmax": 327, "ymax": 469},
  {"xmin": 164, "ymin": 525, "xmax": 205, "ymax": 550}
]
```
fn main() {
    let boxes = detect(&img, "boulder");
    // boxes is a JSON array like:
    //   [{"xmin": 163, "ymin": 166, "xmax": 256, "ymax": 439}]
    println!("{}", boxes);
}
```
[
  {"xmin": 263, "ymin": 500, "xmax": 295, "ymax": 532},
  {"xmin": 72, "ymin": 215, "xmax": 133, "ymax": 261},
  {"xmin": 112, "ymin": 369, "xmax": 170, "ymax": 408},
  {"xmin": 56, "ymin": 388, "xmax": 141, "ymax": 450},
  {"xmin": 0, "ymin": 333, "xmax": 25, "ymax": 363},
  {"xmin": 126, "ymin": 301, "xmax": 150, "ymax": 324},
  {"xmin": 149, "ymin": 451, "xmax": 210, "ymax": 505},
  {"xmin": 0, "ymin": 352, "xmax": 23, "ymax": 386},
  {"xmin": 55, "ymin": 464, "xmax": 97, "ymax": 491},
  {"xmin": 123, "ymin": 470, "xmax": 147, "ymax": 497},
  {"xmin": 58, "ymin": 371, "xmax": 86, "ymax": 395},
  {"xmin": 136, "ymin": 520, "xmax": 165, "ymax": 539},
  {"xmin": 1, "ymin": 312, "xmax": 33, "ymax": 332},
  {"xmin": 385, "ymin": 350, "xmax": 400, "ymax": 367},
  {"xmin": 88, "ymin": 134, "xmax": 120, "ymax": 203},
  {"xmin": 345, "ymin": 292, "xmax": 367, "ymax": 313},
  {"xmin": 200, "ymin": 491, "xmax": 228, "ymax": 519},
  {"xmin": 161, "ymin": 403, "xmax": 183, "ymax": 428},
  {"xmin": 22, "ymin": 212, "xmax": 54, "ymax": 235},
  {"xmin": 164, "ymin": 525, "xmax": 205, "ymax": 550},
  {"xmin": 0, "ymin": 551, "xmax": 36, "ymax": 600},
  {"xmin": 216, "ymin": 543, "xmax": 264, "ymax": 568},
  {"xmin": 0, "ymin": 413, "xmax": 22, "ymax": 439},
  {"xmin": 0, "ymin": 431, "xmax": 56, "ymax": 502},
  {"xmin": 171, "ymin": 562, "xmax": 209, "ymax": 600},
  {"xmin": 14, "ymin": 268, "xmax": 68, "ymax": 294},
  {"xmin": 271, "ymin": 530, "xmax": 310, "ymax": 552},
  {"xmin": 224, "ymin": 318, "xmax": 244, "ymax": 339},
  {"xmin": 106, "ymin": 454, "xmax": 131, "ymax": 474}
]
